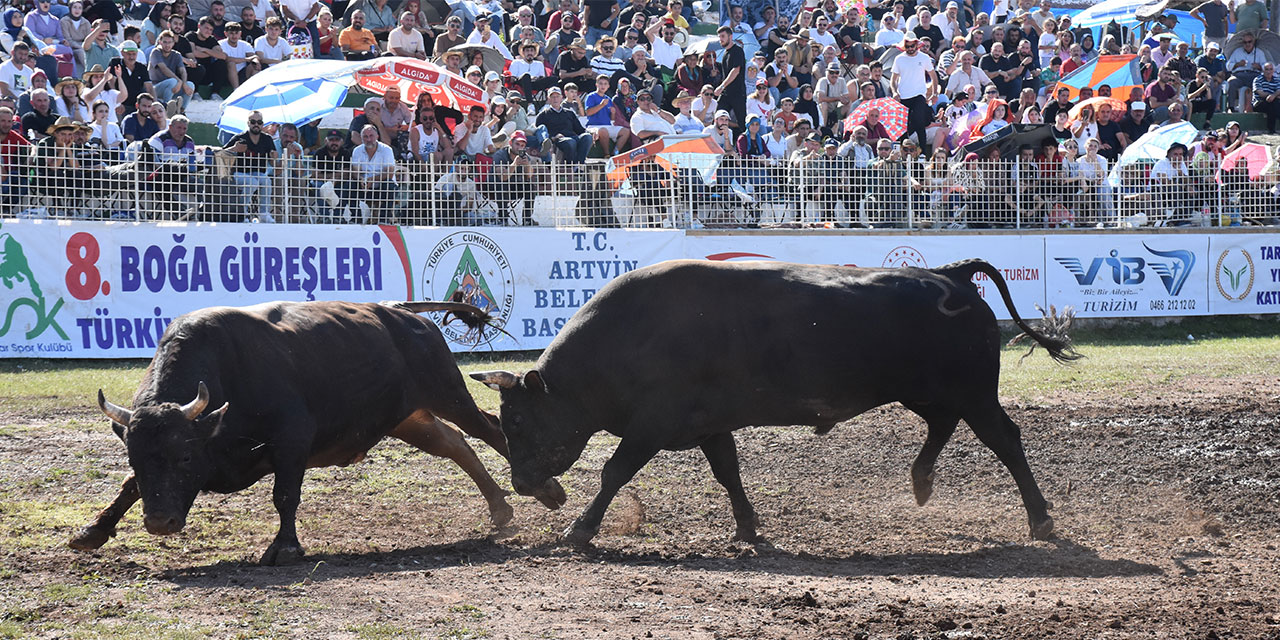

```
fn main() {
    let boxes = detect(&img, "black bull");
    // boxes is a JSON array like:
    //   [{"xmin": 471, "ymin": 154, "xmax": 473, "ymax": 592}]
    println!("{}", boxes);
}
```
[
  {"xmin": 71, "ymin": 300, "xmax": 566, "ymax": 565},
  {"xmin": 473, "ymin": 259, "xmax": 1080, "ymax": 545}
]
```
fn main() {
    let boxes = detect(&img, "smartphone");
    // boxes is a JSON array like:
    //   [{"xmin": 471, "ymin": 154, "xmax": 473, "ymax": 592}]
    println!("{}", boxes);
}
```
[{"xmin": 892, "ymin": 142, "xmax": 901, "ymax": 152}]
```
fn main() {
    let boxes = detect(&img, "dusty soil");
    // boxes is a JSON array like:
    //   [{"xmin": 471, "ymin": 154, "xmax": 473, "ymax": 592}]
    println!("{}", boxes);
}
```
[{"xmin": 3, "ymin": 377, "xmax": 1280, "ymax": 639}]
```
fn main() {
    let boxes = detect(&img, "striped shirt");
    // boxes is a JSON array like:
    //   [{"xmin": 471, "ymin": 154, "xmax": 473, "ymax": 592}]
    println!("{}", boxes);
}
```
[{"xmin": 1253, "ymin": 73, "xmax": 1280, "ymax": 97}]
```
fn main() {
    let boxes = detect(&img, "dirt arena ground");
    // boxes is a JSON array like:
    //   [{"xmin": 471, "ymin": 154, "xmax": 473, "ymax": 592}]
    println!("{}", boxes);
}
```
[{"xmin": 2, "ymin": 369, "xmax": 1280, "ymax": 639}]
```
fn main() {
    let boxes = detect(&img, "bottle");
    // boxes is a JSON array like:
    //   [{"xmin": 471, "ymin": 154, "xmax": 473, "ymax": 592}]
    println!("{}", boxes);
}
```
[
  {"xmin": 1228, "ymin": 194, "xmax": 1243, "ymax": 226},
  {"xmin": 1201, "ymin": 203, "xmax": 1212, "ymax": 227}
]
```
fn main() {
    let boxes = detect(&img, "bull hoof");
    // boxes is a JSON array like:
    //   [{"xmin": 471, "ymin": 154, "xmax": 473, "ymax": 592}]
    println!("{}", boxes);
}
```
[
  {"xmin": 732, "ymin": 528, "xmax": 764, "ymax": 544},
  {"xmin": 68, "ymin": 526, "xmax": 112, "ymax": 551},
  {"xmin": 259, "ymin": 543, "xmax": 305, "ymax": 566},
  {"xmin": 533, "ymin": 478, "xmax": 568, "ymax": 510},
  {"xmin": 562, "ymin": 526, "xmax": 596, "ymax": 547},
  {"xmin": 1030, "ymin": 516, "xmax": 1055, "ymax": 541},
  {"xmin": 911, "ymin": 470, "xmax": 935, "ymax": 506},
  {"xmin": 489, "ymin": 501, "xmax": 515, "ymax": 529}
]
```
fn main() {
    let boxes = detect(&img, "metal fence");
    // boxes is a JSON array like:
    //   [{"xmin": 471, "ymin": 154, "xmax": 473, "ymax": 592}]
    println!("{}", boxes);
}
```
[{"xmin": 5, "ymin": 149, "xmax": 1276, "ymax": 229}]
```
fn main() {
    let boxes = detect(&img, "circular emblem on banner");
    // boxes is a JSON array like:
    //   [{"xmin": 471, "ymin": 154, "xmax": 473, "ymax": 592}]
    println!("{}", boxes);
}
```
[
  {"xmin": 883, "ymin": 246, "xmax": 928, "ymax": 268},
  {"xmin": 421, "ymin": 232, "xmax": 514, "ymax": 345},
  {"xmin": 1214, "ymin": 248, "xmax": 1255, "ymax": 302}
]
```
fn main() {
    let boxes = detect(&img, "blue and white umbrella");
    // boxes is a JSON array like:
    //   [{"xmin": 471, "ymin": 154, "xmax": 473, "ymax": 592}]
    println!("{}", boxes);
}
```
[
  {"xmin": 218, "ymin": 59, "xmax": 375, "ymax": 134},
  {"xmin": 1107, "ymin": 120, "xmax": 1199, "ymax": 187}
]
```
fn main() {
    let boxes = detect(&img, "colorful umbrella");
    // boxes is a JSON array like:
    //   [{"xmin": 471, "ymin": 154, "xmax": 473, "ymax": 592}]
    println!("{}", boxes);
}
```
[
  {"xmin": 218, "ymin": 58, "xmax": 374, "ymax": 134},
  {"xmin": 1217, "ymin": 143, "xmax": 1271, "ymax": 183},
  {"xmin": 843, "ymin": 97, "xmax": 909, "ymax": 142},
  {"xmin": 606, "ymin": 134, "xmax": 724, "ymax": 188},
  {"xmin": 354, "ymin": 58, "xmax": 488, "ymax": 113},
  {"xmin": 945, "ymin": 107, "xmax": 985, "ymax": 153},
  {"xmin": 1054, "ymin": 55, "xmax": 1140, "ymax": 102},
  {"xmin": 1068, "ymin": 96, "xmax": 1128, "ymax": 122},
  {"xmin": 1106, "ymin": 121, "xmax": 1198, "ymax": 187}
]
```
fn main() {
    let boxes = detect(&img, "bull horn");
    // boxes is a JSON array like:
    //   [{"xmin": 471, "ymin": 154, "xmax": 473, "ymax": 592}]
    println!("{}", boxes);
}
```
[
  {"xmin": 97, "ymin": 389, "xmax": 133, "ymax": 426},
  {"xmin": 469, "ymin": 370, "xmax": 520, "ymax": 390},
  {"xmin": 180, "ymin": 382, "xmax": 210, "ymax": 420}
]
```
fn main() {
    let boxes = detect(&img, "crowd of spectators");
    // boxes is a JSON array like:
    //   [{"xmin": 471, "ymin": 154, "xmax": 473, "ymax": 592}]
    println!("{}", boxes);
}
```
[{"xmin": 0, "ymin": 0, "xmax": 1278, "ymax": 226}]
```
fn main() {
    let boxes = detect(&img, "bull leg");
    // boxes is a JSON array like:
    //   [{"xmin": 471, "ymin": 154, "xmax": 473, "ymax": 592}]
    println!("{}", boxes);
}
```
[
  {"xmin": 700, "ymin": 433, "xmax": 762, "ymax": 543},
  {"xmin": 391, "ymin": 415, "xmax": 514, "ymax": 528},
  {"xmin": 435, "ymin": 405, "xmax": 567, "ymax": 510},
  {"xmin": 68, "ymin": 475, "xmax": 140, "ymax": 550},
  {"xmin": 903, "ymin": 404, "xmax": 960, "ymax": 506},
  {"xmin": 564, "ymin": 437, "xmax": 661, "ymax": 546},
  {"xmin": 964, "ymin": 403, "xmax": 1054, "ymax": 541},
  {"xmin": 260, "ymin": 439, "xmax": 311, "ymax": 566}
]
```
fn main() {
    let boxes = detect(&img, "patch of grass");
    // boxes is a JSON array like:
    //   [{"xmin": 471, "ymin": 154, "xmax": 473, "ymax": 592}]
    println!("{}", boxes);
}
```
[
  {"xmin": 0, "ymin": 620, "xmax": 22, "ymax": 639},
  {"xmin": 0, "ymin": 500, "xmax": 98, "ymax": 549},
  {"xmin": 346, "ymin": 622, "xmax": 423, "ymax": 639},
  {"xmin": 0, "ymin": 359, "xmax": 149, "ymax": 415},
  {"xmin": 439, "ymin": 627, "xmax": 490, "ymax": 640},
  {"xmin": 41, "ymin": 582, "xmax": 95, "ymax": 603},
  {"xmin": 448, "ymin": 604, "xmax": 485, "ymax": 620}
]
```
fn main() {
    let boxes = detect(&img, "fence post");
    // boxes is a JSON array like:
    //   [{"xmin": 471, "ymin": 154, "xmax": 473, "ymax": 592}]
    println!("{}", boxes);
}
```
[
  {"xmin": 1014, "ymin": 158, "xmax": 1021, "ymax": 230},
  {"xmin": 905, "ymin": 165, "xmax": 914, "ymax": 229}
]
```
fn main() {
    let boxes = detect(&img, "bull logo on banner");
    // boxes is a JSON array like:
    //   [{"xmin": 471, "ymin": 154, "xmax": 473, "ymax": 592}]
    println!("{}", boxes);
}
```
[
  {"xmin": 0, "ymin": 226, "xmax": 68, "ymax": 340},
  {"xmin": 420, "ymin": 232, "xmax": 513, "ymax": 346}
]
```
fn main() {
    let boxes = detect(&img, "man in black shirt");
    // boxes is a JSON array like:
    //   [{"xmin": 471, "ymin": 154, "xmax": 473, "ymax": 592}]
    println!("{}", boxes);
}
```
[
  {"xmin": 837, "ymin": 7, "xmax": 864, "ymax": 65},
  {"xmin": 1041, "ymin": 86, "xmax": 1074, "ymax": 123},
  {"xmin": 535, "ymin": 86, "xmax": 592, "ymax": 163},
  {"xmin": 21, "ymin": 90, "xmax": 56, "ymax": 142},
  {"xmin": 1117, "ymin": 101, "xmax": 1153, "ymax": 150},
  {"xmin": 311, "ymin": 129, "xmax": 353, "ymax": 222},
  {"xmin": 912, "ymin": 9, "xmax": 944, "ymax": 57},
  {"xmin": 223, "ymin": 110, "xmax": 279, "ymax": 221},
  {"xmin": 714, "ymin": 25, "xmax": 746, "ymax": 128},
  {"xmin": 554, "ymin": 38, "xmax": 593, "ymax": 89},
  {"xmin": 168, "ymin": 14, "xmax": 206, "ymax": 90},
  {"xmin": 617, "ymin": 0, "xmax": 650, "ymax": 27},
  {"xmin": 188, "ymin": 16, "xmax": 228, "ymax": 98},
  {"xmin": 110, "ymin": 41, "xmax": 154, "ymax": 111},
  {"xmin": 978, "ymin": 42, "xmax": 1017, "ymax": 101},
  {"xmin": 239, "ymin": 6, "xmax": 265, "ymax": 43},
  {"xmin": 208, "ymin": 0, "xmax": 228, "ymax": 38}
]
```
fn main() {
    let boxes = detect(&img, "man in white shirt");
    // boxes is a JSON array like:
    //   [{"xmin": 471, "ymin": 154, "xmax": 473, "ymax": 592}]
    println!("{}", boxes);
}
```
[
  {"xmin": 811, "ymin": 14, "xmax": 837, "ymax": 50},
  {"xmin": 628, "ymin": 88, "xmax": 675, "ymax": 140},
  {"xmin": 253, "ymin": 17, "xmax": 291, "ymax": 68},
  {"xmin": 945, "ymin": 51, "xmax": 991, "ymax": 96},
  {"xmin": 647, "ymin": 19, "xmax": 682, "ymax": 71},
  {"xmin": 890, "ymin": 33, "xmax": 937, "ymax": 151},
  {"xmin": 453, "ymin": 104, "xmax": 495, "ymax": 157},
  {"xmin": 938, "ymin": 1, "xmax": 963, "ymax": 42},
  {"xmin": 219, "ymin": 22, "xmax": 259, "ymax": 88},
  {"xmin": 0, "ymin": 43, "xmax": 36, "ymax": 100},
  {"xmin": 388, "ymin": 11, "xmax": 426, "ymax": 59},
  {"xmin": 815, "ymin": 62, "xmax": 851, "ymax": 131},
  {"xmin": 350, "ymin": 124, "xmax": 396, "ymax": 222},
  {"xmin": 1149, "ymin": 142, "xmax": 1192, "ymax": 220},
  {"xmin": 465, "ymin": 13, "xmax": 511, "ymax": 60}
]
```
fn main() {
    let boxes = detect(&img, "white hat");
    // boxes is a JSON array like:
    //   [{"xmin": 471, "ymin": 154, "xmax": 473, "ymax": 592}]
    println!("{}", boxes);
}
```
[{"xmin": 1131, "ymin": 101, "xmax": 1147, "ymax": 110}]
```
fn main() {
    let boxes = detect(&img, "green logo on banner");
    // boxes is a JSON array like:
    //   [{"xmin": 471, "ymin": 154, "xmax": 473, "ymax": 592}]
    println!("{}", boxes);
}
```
[
  {"xmin": 443, "ymin": 246, "xmax": 499, "ymax": 313},
  {"xmin": 1, "ymin": 227, "xmax": 68, "ymax": 340}
]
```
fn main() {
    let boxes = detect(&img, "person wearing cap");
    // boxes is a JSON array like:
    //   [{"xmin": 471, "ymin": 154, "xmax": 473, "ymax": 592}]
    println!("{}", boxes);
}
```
[
  {"xmin": 746, "ymin": 77, "xmax": 777, "ymax": 123},
  {"xmin": 815, "ymin": 61, "xmax": 850, "ymax": 132},
  {"xmin": 465, "ymin": 12, "xmax": 512, "ymax": 60},
  {"xmin": 388, "ymin": 10, "xmax": 426, "ymax": 59},
  {"xmin": 488, "ymin": 129, "xmax": 542, "ymax": 225},
  {"xmin": 217, "ymin": 22, "xmax": 259, "ymax": 89},
  {"xmin": 1191, "ymin": 0, "xmax": 1230, "ymax": 51},
  {"xmin": 702, "ymin": 108, "xmax": 734, "ymax": 149},
  {"xmin": 554, "ymin": 37, "xmax": 593, "ymax": 89},
  {"xmin": 891, "ymin": 32, "xmax": 937, "ymax": 153},
  {"xmin": 16, "ymin": 70, "xmax": 50, "ymax": 118},
  {"xmin": 536, "ymin": 85, "xmax": 592, "ymax": 163},
  {"xmin": 310, "ymin": 129, "xmax": 353, "ymax": 221},
  {"xmin": 629, "ymin": 88, "xmax": 674, "ymax": 141},
  {"xmin": 713, "ymin": 25, "xmax": 747, "ymax": 129},
  {"xmin": 1116, "ymin": 100, "xmax": 1151, "ymax": 151},
  {"xmin": 1196, "ymin": 41, "xmax": 1227, "ymax": 87},
  {"xmin": 625, "ymin": 46, "xmax": 665, "ymax": 106}
]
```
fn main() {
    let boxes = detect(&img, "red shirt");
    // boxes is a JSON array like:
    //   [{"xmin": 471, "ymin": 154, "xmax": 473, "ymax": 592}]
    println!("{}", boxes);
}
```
[
  {"xmin": 1062, "ymin": 57, "xmax": 1085, "ymax": 75},
  {"xmin": 0, "ymin": 128, "xmax": 30, "ymax": 176},
  {"xmin": 546, "ymin": 10, "xmax": 582, "ymax": 36}
]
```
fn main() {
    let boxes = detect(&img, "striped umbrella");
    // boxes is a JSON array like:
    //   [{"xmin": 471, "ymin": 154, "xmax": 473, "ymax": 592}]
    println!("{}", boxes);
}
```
[
  {"xmin": 354, "ymin": 58, "xmax": 488, "ymax": 114},
  {"xmin": 843, "ymin": 97, "xmax": 909, "ymax": 141},
  {"xmin": 1053, "ymin": 55, "xmax": 1141, "ymax": 102},
  {"xmin": 218, "ymin": 58, "xmax": 373, "ymax": 134}
]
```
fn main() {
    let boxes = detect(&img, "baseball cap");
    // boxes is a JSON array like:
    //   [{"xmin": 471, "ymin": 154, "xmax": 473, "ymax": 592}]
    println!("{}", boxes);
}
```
[
  {"xmin": 805, "ymin": 131, "xmax": 822, "ymax": 142},
  {"xmin": 1131, "ymin": 101, "xmax": 1146, "ymax": 110},
  {"xmin": 492, "ymin": 95, "xmax": 507, "ymax": 106},
  {"xmin": 120, "ymin": 40, "xmax": 139, "ymax": 51},
  {"xmin": 714, "ymin": 109, "xmax": 730, "ymax": 120},
  {"xmin": 547, "ymin": 85, "xmax": 563, "ymax": 95},
  {"xmin": 466, "ymin": 65, "xmax": 482, "ymax": 75},
  {"xmin": 325, "ymin": 129, "xmax": 344, "ymax": 139},
  {"xmin": 1207, "ymin": 41, "xmax": 1221, "ymax": 50},
  {"xmin": 823, "ymin": 138, "xmax": 837, "ymax": 148},
  {"xmin": 511, "ymin": 130, "xmax": 527, "ymax": 142},
  {"xmin": 485, "ymin": 70, "xmax": 500, "ymax": 82}
]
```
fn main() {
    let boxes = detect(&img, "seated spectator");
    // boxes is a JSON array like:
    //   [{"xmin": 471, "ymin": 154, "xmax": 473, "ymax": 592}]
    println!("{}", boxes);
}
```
[
  {"xmin": 32, "ymin": 116, "xmax": 80, "ymax": 213},
  {"xmin": 625, "ymin": 47, "xmax": 664, "ymax": 106},
  {"xmin": 1149, "ymin": 141, "xmax": 1192, "ymax": 222},
  {"xmin": 746, "ymin": 79, "xmax": 777, "ymax": 123},
  {"xmin": 310, "ymin": 129, "xmax": 353, "ymax": 222},
  {"xmin": 671, "ymin": 89, "xmax": 701, "ymax": 132},
  {"xmin": 378, "ymin": 85, "xmax": 411, "ymax": 144},
  {"xmin": 62, "ymin": 0, "xmax": 92, "ymax": 70},
  {"xmin": 409, "ymin": 103, "xmax": 452, "ymax": 164},
  {"xmin": 361, "ymin": 0, "xmax": 396, "ymax": 46},
  {"xmin": 466, "ymin": 13, "xmax": 511, "ymax": 60},
  {"xmin": 1040, "ymin": 85, "xmax": 1073, "ymax": 123},
  {"xmin": 223, "ymin": 110, "xmax": 277, "ymax": 221},
  {"xmin": 453, "ymin": 104, "xmax": 494, "ymax": 160},
  {"xmin": 814, "ymin": 61, "xmax": 849, "ymax": 132},
  {"xmin": 734, "ymin": 112, "xmax": 769, "ymax": 158},
  {"xmin": 88, "ymin": 98, "xmax": 122, "ymax": 152},
  {"xmin": 314, "ymin": 8, "xmax": 342, "ymax": 60},
  {"xmin": 187, "ymin": 17, "xmax": 228, "ymax": 98},
  {"xmin": 237, "ymin": 6, "xmax": 264, "ymax": 43},
  {"xmin": 590, "ymin": 35, "xmax": 627, "ymax": 89},
  {"xmin": 838, "ymin": 124, "xmax": 874, "ymax": 167},
  {"xmin": 856, "ymin": 106, "xmax": 891, "ymax": 142},
  {"xmin": 1254, "ymin": 62, "xmax": 1280, "ymax": 133},
  {"xmin": 218, "ymin": 22, "xmax": 259, "ymax": 89},
  {"xmin": 144, "ymin": 113, "xmax": 198, "ymax": 210},
  {"xmin": 52, "ymin": 76, "xmax": 89, "ymax": 122},
  {"xmin": 1226, "ymin": 32, "xmax": 1267, "ymax": 112},
  {"xmin": 628, "ymin": 88, "xmax": 674, "ymax": 142},
  {"xmin": 584, "ymin": 74, "xmax": 628, "ymax": 154},
  {"xmin": 253, "ymin": 17, "xmax": 290, "ymax": 68},
  {"xmin": 340, "ymin": 10, "xmax": 379, "ymax": 59},
  {"xmin": 765, "ymin": 115, "xmax": 789, "ymax": 160},
  {"xmin": 21, "ymin": 88, "xmax": 57, "ymax": 140},
  {"xmin": 490, "ymin": 130, "xmax": 542, "ymax": 225},
  {"xmin": 554, "ymin": 38, "xmax": 593, "ymax": 89},
  {"xmin": 702, "ymin": 108, "xmax": 734, "ymax": 149},
  {"xmin": 150, "ymin": 30, "xmax": 195, "ymax": 114},
  {"xmin": 1116, "ymin": 101, "xmax": 1151, "ymax": 150},
  {"xmin": 349, "ymin": 123, "xmax": 396, "ymax": 223},
  {"xmin": 28, "ymin": 0, "xmax": 73, "ymax": 59}
]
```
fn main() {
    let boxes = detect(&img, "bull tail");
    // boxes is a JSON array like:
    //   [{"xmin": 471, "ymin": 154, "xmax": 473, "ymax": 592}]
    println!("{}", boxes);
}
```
[
  {"xmin": 382, "ymin": 297, "xmax": 515, "ymax": 346},
  {"xmin": 936, "ymin": 259, "xmax": 1083, "ymax": 364}
]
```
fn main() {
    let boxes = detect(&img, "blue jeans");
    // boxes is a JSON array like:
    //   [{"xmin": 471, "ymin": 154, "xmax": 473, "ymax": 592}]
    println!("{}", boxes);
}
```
[
  {"xmin": 154, "ymin": 77, "xmax": 195, "ymax": 111},
  {"xmin": 553, "ymin": 132, "xmax": 593, "ymax": 163},
  {"xmin": 585, "ymin": 24, "xmax": 614, "ymax": 47},
  {"xmin": 234, "ymin": 171, "xmax": 272, "ymax": 215}
]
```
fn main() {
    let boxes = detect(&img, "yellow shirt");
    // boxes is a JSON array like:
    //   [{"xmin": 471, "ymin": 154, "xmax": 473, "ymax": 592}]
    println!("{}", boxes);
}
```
[
  {"xmin": 664, "ymin": 11, "xmax": 689, "ymax": 30},
  {"xmin": 339, "ymin": 26, "xmax": 379, "ymax": 53}
]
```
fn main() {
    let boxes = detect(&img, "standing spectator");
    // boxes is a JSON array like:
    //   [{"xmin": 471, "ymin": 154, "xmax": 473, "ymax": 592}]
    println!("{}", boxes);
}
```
[
  {"xmin": 583, "ymin": 0, "xmax": 619, "ymax": 46},
  {"xmin": 714, "ymin": 25, "xmax": 746, "ymax": 128},
  {"xmin": 891, "ymin": 33, "xmax": 937, "ymax": 151},
  {"xmin": 349, "ymin": 123, "xmax": 396, "ymax": 223},
  {"xmin": 1233, "ymin": 0, "xmax": 1268, "ymax": 32},
  {"xmin": 1191, "ymin": 0, "xmax": 1230, "ymax": 51},
  {"xmin": 1252, "ymin": 62, "xmax": 1280, "ymax": 133},
  {"xmin": 149, "ymin": 30, "xmax": 195, "ymax": 114},
  {"xmin": 339, "ymin": 10, "xmax": 379, "ymax": 59},
  {"xmin": 223, "ymin": 110, "xmax": 278, "ymax": 221},
  {"xmin": 536, "ymin": 86, "xmax": 592, "ymax": 163}
]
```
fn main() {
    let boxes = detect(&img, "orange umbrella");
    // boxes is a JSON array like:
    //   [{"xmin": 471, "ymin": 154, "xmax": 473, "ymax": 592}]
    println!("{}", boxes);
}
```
[
  {"xmin": 1068, "ymin": 97, "xmax": 1127, "ymax": 122},
  {"xmin": 606, "ymin": 135, "xmax": 725, "ymax": 188},
  {"xmin": 354, "ymin": 57, "xmax": 487, "ymax": 112}
]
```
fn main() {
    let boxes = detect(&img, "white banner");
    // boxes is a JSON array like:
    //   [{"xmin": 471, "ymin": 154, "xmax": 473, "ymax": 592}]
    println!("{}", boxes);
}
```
[
  {"xmin": 1206, "ymin": 233, "xmax": 1280, "ymax": 315},
  {"xmin": 1044, "ymin": 234, "xmax": 1210, "ymax": 317},
  {"xmin": 682, "ymin": 233, "xmax": 1047, "ymax": 320}
]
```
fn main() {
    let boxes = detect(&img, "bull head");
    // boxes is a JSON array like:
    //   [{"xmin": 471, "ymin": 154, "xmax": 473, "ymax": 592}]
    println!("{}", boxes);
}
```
[
  {"xmin": 470, "ymin": 370, "xmax": 546, "ymax": 393},
  {"xmin": 98, "ymin": 382, "xmax": 227, "ymax": 439}
]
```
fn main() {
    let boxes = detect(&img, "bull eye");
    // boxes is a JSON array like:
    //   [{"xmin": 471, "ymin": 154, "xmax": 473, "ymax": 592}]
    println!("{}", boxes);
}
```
[{"xmin": 181, "ymin": 454, "xmax": 192, "ymax": 465}]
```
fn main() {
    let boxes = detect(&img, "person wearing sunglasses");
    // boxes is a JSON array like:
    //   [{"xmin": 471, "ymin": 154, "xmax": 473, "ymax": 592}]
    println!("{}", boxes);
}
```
[
  {"xmin": 890, "ymin": 33, "xmax": 937, "ymax": 153},
  {"xmin": 222, "ymin": 110, "xmax": 279, "ymax": 222},
  {"xmin": 1227, "ymin": 33, "xmax": 1266, "ymax": 112}
]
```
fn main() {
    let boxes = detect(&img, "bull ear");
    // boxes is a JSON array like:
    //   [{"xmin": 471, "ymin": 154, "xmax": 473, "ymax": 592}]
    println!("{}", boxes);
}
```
[
  {"xmin": 523, "ymin": 370, "xmax": 547, "ymax": 394},
  {"xmin": 98, "ymin": 389, "xmax": 133, "ymax": 428},
  {"xmin": 180, "ymin": 382, "xmax": 210, "ymax": 421},
  {"xmin": 199, "ymin": 402, "xmax": 230, "ymax": 440},
  {"xmin": 470, "ymin": 370, "xmax": 520, "ymax": 391}
]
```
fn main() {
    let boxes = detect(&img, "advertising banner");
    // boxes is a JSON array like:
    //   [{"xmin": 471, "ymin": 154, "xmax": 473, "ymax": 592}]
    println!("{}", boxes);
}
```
[
  {"xmin": 1043, "ymin": 234, "xmax": 1210, "ymax": 317},
  {"xmin": 0, "ymin": 220, "xmax": 416, "ymax": 358},
  {"xmin": 1206, "ymin": 233, "xmax": 1280, "ymax": 315},
  {"xmin": 398, "ymin": 228, "xmax": 684, "ymax": 352},
  {"xmin": 682, "ymin": 233, "xmax": 1048, "ymax": 320}
]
